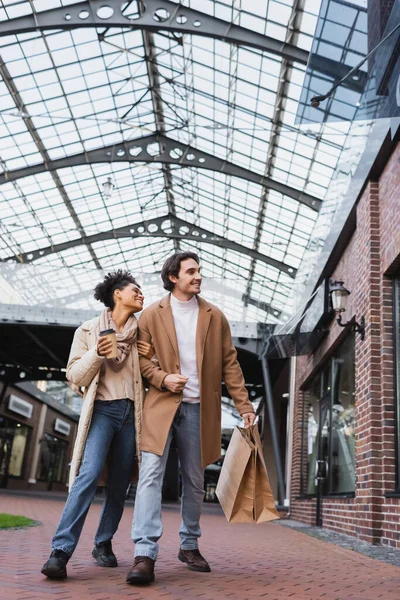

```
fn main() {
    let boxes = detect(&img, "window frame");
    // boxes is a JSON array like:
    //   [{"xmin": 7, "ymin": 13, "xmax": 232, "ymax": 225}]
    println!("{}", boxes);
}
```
[
  {"xmin": 36, "ymin": 432, "xmax": 69, "ymax": 485},
  {"xmin": 301, "ymin": 334, "xmax": 356, "ymax": 497},
  {"xmin": 0, "ymin": 417, "xmax": 31, "ymax": 481}
]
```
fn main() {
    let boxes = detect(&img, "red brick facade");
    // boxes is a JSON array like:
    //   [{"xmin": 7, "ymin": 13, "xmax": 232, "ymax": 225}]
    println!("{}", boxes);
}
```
[
  {"xmin": 290, "ymin": 142, "xmax": 400, "ymax": 547},
  {"xmin": 0, "ymin": 381, "xmax": 77, "ymax": 492}
]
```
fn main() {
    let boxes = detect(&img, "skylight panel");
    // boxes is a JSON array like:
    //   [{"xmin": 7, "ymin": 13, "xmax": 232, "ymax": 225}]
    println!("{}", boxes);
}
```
[{"xmin": 0, "ymin": 0, "xmax": 369, "ymax": 320}]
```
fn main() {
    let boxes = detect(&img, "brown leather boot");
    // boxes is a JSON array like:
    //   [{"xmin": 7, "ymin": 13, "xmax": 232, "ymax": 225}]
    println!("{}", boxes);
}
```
[
  {"xmin": 126, "ymin": 556, "xmax": 155, "ymax": 584},
  {"xmin": 178, "ymin": 549, "xmax": 211, "ymax": 572}
]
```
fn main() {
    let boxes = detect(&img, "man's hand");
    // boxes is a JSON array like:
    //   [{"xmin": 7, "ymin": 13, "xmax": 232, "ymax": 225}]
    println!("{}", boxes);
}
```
[
  {"xmin": 242, "ymin": 412, "xmax": 256, "ymax": 428},
  {"xmin": 137, "ymin": 340, "xmax": 155, "ymax": 359},
  {"xmin": 97, "ymin": 336, "xmax": 113, "ymax": 357},
  {"xmin": 163, "ymin": 374, "xmax": 189, "ymax": 393}
]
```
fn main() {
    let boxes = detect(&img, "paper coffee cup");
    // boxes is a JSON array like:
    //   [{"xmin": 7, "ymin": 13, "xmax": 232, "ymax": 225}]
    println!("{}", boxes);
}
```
[{"xmin": 99, "ymin": 328, "xmax": 117, "ymax": 359}]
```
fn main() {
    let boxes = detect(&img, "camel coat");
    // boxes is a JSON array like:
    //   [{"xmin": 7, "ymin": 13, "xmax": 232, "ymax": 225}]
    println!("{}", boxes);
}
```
[
  {"xmin": 66, "ymin": 317, "xmax": 144, "ymax": 489},
  {"xmin": 138, "ymin": 294, "xmax": 254, "ymax": 467}
]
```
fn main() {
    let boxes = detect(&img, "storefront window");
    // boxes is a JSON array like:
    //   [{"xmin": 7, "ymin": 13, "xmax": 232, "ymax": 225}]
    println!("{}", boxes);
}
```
[
  {"xmin": 302, "ymin": 335, "xmax": 355, "ymax": 495},
  {"xmin": 0, "ymin": 418, "xmax": 29, "ymax": 485},
  {"xmin": 36, "ymin": 433, "xmax": 68, "ymax": 488},
  {"xmin": 8, "ymin": 425, "xmax": 29, "ymax": 477},
  {"xmin": 303, "ymin": 374, "xmax": 321, "ymax": 495},
  {"xmin": 330, "ymin": 339, "xmax": 356, "ymax": 493}
]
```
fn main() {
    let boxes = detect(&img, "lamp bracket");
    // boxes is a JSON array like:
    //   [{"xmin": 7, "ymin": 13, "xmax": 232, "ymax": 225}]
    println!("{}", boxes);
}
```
[{"xmin": 336, "ymin": 314, "xmax": 365, "ymax": 341}]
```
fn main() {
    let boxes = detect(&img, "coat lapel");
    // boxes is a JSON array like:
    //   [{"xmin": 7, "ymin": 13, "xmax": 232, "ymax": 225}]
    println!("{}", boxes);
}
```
[
  {"xmin": 158, "ymin": 294, "xmax": 180, "ymax": 359},
  {"xmin": 196, "ymin": 296, "xmax": 212, "ymax": 375}
]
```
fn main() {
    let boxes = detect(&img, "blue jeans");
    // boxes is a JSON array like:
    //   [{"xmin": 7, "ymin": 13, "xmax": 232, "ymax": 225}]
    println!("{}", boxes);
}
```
[
  {"xmin": 132, "ymin": 402, "xmax": 204, "ymax": 560},
  {"xmin": 52, "ymin": 399, "xmax": 135, "ymax": 556}
]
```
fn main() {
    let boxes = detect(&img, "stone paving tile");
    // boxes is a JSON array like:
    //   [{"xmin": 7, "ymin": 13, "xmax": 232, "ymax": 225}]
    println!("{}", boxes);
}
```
[
  {"xmin": 277, "ymin": 519, "xmax": 400, "ymax": 568},
  {"xmin": 1, "ymin": 494, "xmax": 400, "ymax": 600}
]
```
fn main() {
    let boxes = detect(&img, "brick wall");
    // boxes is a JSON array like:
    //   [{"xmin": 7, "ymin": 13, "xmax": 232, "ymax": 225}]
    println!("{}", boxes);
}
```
[
  {"xmin": 368, "ymin": 0, "xmax": 395, "ymax": 60},
  {"xmin": 290, "ymin": 141, "xmax": 400, "ymax": 546}
]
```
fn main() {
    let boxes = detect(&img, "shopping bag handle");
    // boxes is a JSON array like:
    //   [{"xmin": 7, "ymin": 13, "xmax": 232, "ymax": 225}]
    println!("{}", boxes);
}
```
[{"xmin": 237, "ymin": 424, "xmax": 257, "ymax": 445}]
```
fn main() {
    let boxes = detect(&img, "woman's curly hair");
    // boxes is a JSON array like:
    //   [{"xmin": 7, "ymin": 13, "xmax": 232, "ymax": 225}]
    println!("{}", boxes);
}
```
[{"xmin": 93, "ymin": 270, "xmax": 139, "ymax": 309}]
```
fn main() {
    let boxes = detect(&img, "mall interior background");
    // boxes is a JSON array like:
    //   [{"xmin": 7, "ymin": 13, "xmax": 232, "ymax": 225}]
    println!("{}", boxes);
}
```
[{"xmin": 0, "ymin": 0, "xmax": 400, "ymax": 547}]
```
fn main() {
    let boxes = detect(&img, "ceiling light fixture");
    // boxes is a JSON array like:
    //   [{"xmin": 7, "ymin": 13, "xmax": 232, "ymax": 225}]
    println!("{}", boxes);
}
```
[{"xmin": 102, "ymin": 177, "xmax": 114, "ymax": 200}]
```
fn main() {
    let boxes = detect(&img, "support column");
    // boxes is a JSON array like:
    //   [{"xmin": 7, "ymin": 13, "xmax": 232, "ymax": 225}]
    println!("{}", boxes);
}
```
[
  {"xmin": 261, "ymin": 355, "xmax": 286, "ymax": 505},
  {"xmin": 28, "ymin": 403, "xmax": 47, "ymax": 485},
  {"xmin": 285, "ymin": 356, "xmax": 297, "ymax": 509},
  {"xmin": 0, "ymin": 380, "xmax": 9, "ymax": 412}
]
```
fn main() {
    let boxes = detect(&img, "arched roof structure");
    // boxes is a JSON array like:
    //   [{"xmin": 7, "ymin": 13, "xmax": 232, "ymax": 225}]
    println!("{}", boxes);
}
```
[{"xmin": 0, "ymin": 0, "xmax": 367, "ymax": 323}]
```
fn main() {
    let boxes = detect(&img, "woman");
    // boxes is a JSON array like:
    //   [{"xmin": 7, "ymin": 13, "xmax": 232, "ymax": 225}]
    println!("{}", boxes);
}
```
[{"xmin": 41, "ymin": 270, "xmax": 152, "ymax": 579}]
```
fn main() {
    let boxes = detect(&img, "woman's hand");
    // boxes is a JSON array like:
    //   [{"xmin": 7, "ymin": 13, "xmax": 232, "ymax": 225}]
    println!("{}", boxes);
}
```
[
  {"xmin": 97, "ymin": 336, "xmax": 113, "ymax": 357},
  {"xmin": 137, "ymin": 340, "xmax": 155, "ymax": 359}
]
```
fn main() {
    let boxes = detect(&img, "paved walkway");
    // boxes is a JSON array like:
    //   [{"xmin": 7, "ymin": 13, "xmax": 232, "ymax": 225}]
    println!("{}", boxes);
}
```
[{"xmin": 1, "ymin": 494, "xmax": 400, "ymax": 600}]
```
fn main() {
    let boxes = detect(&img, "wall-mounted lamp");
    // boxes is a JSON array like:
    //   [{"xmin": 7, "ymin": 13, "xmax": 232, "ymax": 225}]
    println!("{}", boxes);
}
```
[
  {"xmin": 102, "ymin": 177, "xmax": 114, "ymax": 200},
  {"xmin": 329, "ymin": 280, "xmax": 365, "ymax": 341}
]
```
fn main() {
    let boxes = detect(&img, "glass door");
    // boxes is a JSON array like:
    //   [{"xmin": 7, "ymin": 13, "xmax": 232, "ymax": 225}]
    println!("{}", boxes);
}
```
[{"xmin": 0, "ymin": 433, "xmax": 13, "ymax": 488}]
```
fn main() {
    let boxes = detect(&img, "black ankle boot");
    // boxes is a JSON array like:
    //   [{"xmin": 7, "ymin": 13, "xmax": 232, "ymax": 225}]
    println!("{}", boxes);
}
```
[
  {"xmin": 41, "ymin": 549, "xmax": 69, "ymax": 579},
  {"xmin": 92, "ymin": 540, "xmax": 118, "ymax": 567}
]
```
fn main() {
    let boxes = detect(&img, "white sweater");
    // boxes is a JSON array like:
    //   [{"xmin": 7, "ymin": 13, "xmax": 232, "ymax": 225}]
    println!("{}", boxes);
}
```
[{"xmin": 170, "ymin": 293, "xmax": 200, "ymax": 403}]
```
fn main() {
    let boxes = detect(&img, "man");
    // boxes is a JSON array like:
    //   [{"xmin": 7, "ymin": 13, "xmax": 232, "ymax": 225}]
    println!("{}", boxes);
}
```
[
  {"xmin": 41, "ymin": 271, "xmax": 152, "ymax": 579},
  {"xmin": 126, "ymin": 252, "xmax": 255, "ymax": 585}
]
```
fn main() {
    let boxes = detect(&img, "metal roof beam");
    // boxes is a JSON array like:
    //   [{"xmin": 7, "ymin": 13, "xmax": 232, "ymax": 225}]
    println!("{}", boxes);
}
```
[
  {"xmin": 139, "ymin": 1, "xmax": 179, "ymax": 250},
  {"xmin": 245, "ymin": 0, "xmax": 305, "ymax": 301},
  {"xmin": 33, "ymin": 275, "xmax": 280, "ymax": 317},
  {"xmin": 0, "ymin": 0, "xmax": 367, "ymax": 92},
  {"xmin": 19, "ymin": 325, "xmax": 65, "ymax": 368},
  {"xmin": 242, "ymin": 293, "xmax": 280, "ymax": 317},
  {"xmin": 0, "ymin": 0, "xmax": 308, "ymax": 64},
  {"xmin": 0, "ymin": 133, "xmax": 321, "ymax": 210},
  {"xmin": 0, "ymin": 55, "xmax": 103, "ymax": 271},
  {"xmin": 0, "ymin": 214, "xmax": 297, "ymax": 278}
]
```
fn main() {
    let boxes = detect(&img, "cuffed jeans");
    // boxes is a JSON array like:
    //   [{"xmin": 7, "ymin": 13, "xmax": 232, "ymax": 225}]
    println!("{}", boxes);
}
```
[
  {"xmin": 132, "ymin": 402, "xmax": 204, "ymax": 560},
  {"xmin": 52, "ymin": 398, "xmax": 135, "ymax": 556}
]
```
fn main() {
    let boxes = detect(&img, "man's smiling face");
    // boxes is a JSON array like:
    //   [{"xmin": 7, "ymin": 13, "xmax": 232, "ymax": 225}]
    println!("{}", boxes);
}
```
[{"xmin": 169, "ymin": 258, "xmax": 202, "ymax": 296}]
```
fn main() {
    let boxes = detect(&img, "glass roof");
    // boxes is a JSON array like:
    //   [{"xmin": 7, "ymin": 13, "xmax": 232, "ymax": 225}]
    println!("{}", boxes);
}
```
[{"xmin": 0, "ymin": 0, "xmax": 369, "ymax": 324}]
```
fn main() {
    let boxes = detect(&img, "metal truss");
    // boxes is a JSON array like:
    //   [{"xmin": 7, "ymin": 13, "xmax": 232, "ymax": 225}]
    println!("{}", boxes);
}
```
[
  {"xmin": 0, "ymin": 56, "xmax": 103, "ymax": 271},
  {"xmin": 203, "ymin": 278, "xmax": 281, "ymax": 319},
  {"xmin": 140, "ymin": 4, "xmax": 179, "ymax": 250},
  {"xmin": 19, "ymin": 324, "xmax": 65, "ymax": 367},
  {"xmin": 1, "ymin": 214, "xmax": 297, "ymax": 278},
  {"xmin": 241, "ymin": 293, "xmax": 280, "ymax": 317},
  {"xmin": 0, "ymin": 133, "xmax": 321, "ymax": 210},
  {"xmin": 32, "ymin": 275, "xmax": 280, "ymax": 317},
  {"xmin": 0, "ymin": 302, "xmax": 96, "ymax": 328},
  {"xmin": 0, "ymin": 0, "xmax": 366, "ymax": 92},
  {"xmin": 0, "ymin": 0, "xmax": 308, "ymax": 64},
  {"xmin": 245, "ymin": 0, "xmax": 304, "ymax": 304}
]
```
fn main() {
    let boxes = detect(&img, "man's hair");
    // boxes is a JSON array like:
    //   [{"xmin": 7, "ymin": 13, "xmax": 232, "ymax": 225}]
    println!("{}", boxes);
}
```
[
  {"xmin": 93, "ymin": 270, "xmax": 139, "ymax": 309},
  {"xmin": 161, "ymin": 252, "xmax": 200, "ymax": 291}
]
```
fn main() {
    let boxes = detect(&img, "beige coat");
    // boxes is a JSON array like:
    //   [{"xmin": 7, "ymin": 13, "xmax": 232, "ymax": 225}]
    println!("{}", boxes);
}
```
[
  {"xmin": 138, "ymin": 294, "xmax": 254, "ymax": 467},
  {"xmin": 66, "ymin": 317, "xmax": 143, "ymax": 488}
]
